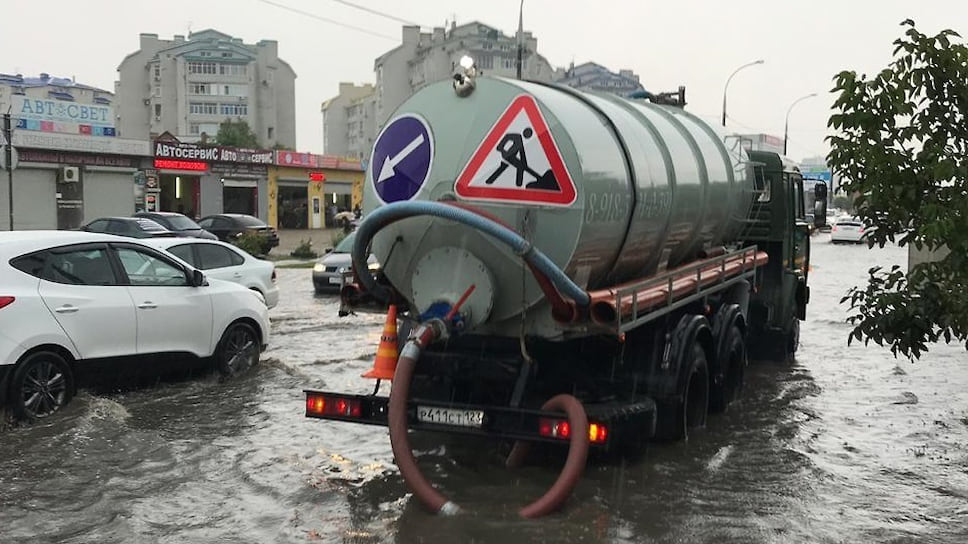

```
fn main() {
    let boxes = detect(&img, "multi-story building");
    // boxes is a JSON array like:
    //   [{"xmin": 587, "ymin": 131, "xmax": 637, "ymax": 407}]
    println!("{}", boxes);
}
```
[
  {"xmin": 116, "ymin": 29, "xmax": 296, "ymax": 148},
  {"xmin": 321, "ymin": 22, "xmax": 645, "ymax": 159},
  {"xmin": 320, "ymin": 82, "xmax": 376, "ymax": 160},
  {"xmin": 0, "ymin": 72, "xmax": 115, "ymax": 135},
  {"xmin": 554, "ymin": 62, "xmax": 644, "ymax": 96}
]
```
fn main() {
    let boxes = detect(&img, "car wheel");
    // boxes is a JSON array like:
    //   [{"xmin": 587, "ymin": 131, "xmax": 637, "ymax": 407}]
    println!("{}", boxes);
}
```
[
  {"xmin": 10, "ymin": 351, "xmax": 74, "ymax": 421},
  {"xmin": 216, "ymin": 322, "xmax": 260, "ymax": 376}
]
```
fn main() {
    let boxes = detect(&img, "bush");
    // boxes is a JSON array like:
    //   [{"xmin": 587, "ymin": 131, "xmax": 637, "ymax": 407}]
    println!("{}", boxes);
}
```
[
  {"xmin": 234, "ymin": 232, "xmax": 267, "ymax": 256},
  {"xmin": 290, "ymin": 239, "xmax": 318, "ymax": 259}
]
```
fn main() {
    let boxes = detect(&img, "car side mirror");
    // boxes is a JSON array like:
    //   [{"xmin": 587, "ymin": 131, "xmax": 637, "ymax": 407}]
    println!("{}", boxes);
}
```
[
  {"xmin": 191, "ymin": 269, "xmax": 207, "ymax": 287},
  {"xmin": 325, "ymin": 248, "xmax": 334, "ymax": 254}
]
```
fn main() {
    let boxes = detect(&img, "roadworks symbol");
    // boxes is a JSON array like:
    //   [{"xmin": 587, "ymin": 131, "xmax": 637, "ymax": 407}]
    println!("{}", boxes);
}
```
[{"xmin": 454, "ymin": 95, "xmax": 576, "ymax": 206}]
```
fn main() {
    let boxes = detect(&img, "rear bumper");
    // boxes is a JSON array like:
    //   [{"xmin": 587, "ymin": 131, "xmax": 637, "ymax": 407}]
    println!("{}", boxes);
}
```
[{"xmin": 304, "ymin": 390, "xmax": 656, "ymax": 451}]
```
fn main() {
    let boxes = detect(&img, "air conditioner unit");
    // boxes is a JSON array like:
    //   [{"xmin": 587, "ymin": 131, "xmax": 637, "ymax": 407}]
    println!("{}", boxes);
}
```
[
  {"xmin": 143, "ymin": 98, "xmax": 151, "ymax": 105},
  {"xmin": 61, "ymin": 167, "xmax": 80, "ymax": 183}
]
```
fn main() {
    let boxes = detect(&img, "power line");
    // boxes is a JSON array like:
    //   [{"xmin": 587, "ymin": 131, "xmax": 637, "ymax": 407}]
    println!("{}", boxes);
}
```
[
  {"xmin": 255, "ymin": 0, "xmax": 398, "ymax": 41},
  {"xmin": 328, "ymin": 0, "xmax": 422, "ymax": 27}
]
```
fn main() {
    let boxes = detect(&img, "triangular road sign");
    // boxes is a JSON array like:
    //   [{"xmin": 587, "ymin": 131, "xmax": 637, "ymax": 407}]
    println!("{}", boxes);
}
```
[{"xmin": 454, "ymin": 95, "xmax": 576, "ymax": 206}]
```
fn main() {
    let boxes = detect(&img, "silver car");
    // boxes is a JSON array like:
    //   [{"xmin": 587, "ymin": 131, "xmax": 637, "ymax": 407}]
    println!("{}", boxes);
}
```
[{"xmin": 312, "ymin": 232, "xmax": 379, "ymax": 294}]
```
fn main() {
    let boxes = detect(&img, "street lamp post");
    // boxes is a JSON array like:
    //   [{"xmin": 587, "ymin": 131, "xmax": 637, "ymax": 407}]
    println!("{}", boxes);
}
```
[
  {"xmin": 783, "ymin": 92, "xmax": 818, "ymax": 156},
  {"xmin": 721, "ymin": 59, "xmax": 764, "ymax": 127}
]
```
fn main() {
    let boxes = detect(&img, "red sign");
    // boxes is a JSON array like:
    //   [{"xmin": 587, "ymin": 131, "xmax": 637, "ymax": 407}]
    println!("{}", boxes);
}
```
[
  {"xmin": 454, "ymin": 95, "xmax": 576, "ymax": 206},
  {"xmin": 308, "ymin": 171, "xmax": 326, "ymax": 182},
  {"xmin": 154, "ymin": 158, "xmax": 208, "ymax": 171}
]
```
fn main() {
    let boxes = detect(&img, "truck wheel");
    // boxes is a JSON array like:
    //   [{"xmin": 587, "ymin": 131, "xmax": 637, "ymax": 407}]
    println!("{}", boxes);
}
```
[
  {"xmin": 710, "ymin": 325, "xmax": 746, "ymax": 413},
  {"xmin": 216, "ymin": 322, "xmax": 260, "ymax": 376},
  {"xmin": 10, "ymin": 351, "xmax": 74, "ymax": 421},
  {"xmin": 654, "ymin": 344, "xmax": 709, "ymax": 441}
]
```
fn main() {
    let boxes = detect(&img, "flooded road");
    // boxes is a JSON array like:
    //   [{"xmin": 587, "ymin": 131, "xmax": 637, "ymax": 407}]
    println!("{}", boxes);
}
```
[{"xmin": 2, "ymin": 236, "xmax": 967, "ymax": 543}]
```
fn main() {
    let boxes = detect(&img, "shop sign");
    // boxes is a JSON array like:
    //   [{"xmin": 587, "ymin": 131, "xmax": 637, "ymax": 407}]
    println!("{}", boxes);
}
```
[
  {"xmin": 153, "ymin": 141, "xmax": 273, "ymax": 165},
  {"xmin": 12, "ymin": 95, "xmax": 114, "ymax": 132},
  {"xmin": 210, "ymin": 162, "xmax": 267, "ymax": 176},
  {"xmin": 154, "ymin": 158, "xmax": 208, "ymax": 171},
  {"xmin": 13, "ymin": 131, "xmax": 150, "ymax": 156},
  {"xmin": 18, "ymin": 149, "xmax": 139, "ymax": 168},
  {"xmin": 275, "ymin": 150, "xmax": 318, "ymax": 167},
  {"xmin": 319, "ymin": 154, "xmax": 364, "ymax": 171}
]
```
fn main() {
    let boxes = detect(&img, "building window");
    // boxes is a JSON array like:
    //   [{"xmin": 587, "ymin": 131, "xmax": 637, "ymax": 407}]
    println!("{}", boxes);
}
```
[
  {"xmin": 219, "ymin": 103, "xmax": 248, "ymax": 116},
  {"xmin": 153, "ymin": 65, "xmax": 160, "ymax": 80},
  {"xmin": 267, "ymin": 127, "xmax": 274, "ymax": 139},
  {"xmin": 189, "ymin": 102, "xmax": 218, "ymax": 115},
  {"xmin": 200, "ymin": 51, "xmax": 212, "ymax": 57},
  {"xmin": 479, "ymin": 55, "xmax": 493, "ymax": 69},
  {"xmin": 188, "ymin": 62, "xmax": 217, "ymax": 74},
  {"xmin": 154, "ymin": 104, "xmax": 162, "ymax": 117},
  {"xmin": 218, "ymin": 64, "xmax": 248, "ymax": 76},
  {"xmin": 189, "ymin": 83, "xmax": 210, "ymax": 95}
]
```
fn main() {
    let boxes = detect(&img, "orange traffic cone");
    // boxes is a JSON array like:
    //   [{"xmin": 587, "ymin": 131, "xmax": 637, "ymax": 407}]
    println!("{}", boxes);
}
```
[{"xmin": 362, "ymin": 305, "xmax": 399, "ymax": 380}]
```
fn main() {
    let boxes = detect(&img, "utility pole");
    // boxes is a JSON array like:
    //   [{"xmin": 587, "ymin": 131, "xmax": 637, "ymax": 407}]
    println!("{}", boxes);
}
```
[
  {"xmin": 515, "ymin": 0, "xmax": 524, "ymax": 80},
  {"xmin": 3, "ymin": 112, "xmax": 13, "ymax": 231}
]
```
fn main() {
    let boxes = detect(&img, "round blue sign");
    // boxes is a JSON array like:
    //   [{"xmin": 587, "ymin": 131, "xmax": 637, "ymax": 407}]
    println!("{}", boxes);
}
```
[{"xmin": 370, "ymin": 114, "xmax": 433, "ymax": 203}]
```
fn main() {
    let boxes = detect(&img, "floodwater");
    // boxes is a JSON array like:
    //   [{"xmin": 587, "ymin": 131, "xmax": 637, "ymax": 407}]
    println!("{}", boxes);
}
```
[{"xmin": 1, "ymin": 235, "xmax": 967, "ymax": 543}]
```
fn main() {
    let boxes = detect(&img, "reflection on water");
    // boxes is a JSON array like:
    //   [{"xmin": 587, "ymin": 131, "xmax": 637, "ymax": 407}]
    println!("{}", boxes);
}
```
[{"xmin": 1, "ymin": 236, "xmax": 966, "ymax": 543}]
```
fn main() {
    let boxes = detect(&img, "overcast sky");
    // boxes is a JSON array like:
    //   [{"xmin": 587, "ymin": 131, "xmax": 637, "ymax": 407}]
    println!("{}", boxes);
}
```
[{"xmin": 2, "ymin": 1, "xmax": 964, "ymax": 161}]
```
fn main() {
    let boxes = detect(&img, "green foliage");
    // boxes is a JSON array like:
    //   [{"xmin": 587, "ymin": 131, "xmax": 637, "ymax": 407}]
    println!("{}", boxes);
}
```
[
  {"xmin": 290, "ymin": 239, "xmax": 318, "ymax": 259},
  {"xmin": 827, "ymin": 19, "xmax": 968, "ymax": 358},
  {"xmin": 234, "ymin": 232, "xmax": 267, "ymax": 256},
  {"xmin": 215, "ymin": 119, "xmax": 260, "ymax": 148}
]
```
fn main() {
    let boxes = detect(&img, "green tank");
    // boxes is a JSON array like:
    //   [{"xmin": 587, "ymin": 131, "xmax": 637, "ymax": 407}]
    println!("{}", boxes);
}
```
[{"xmin": 364, "ymin": 76, "xmax": 755, "ymax": 338}]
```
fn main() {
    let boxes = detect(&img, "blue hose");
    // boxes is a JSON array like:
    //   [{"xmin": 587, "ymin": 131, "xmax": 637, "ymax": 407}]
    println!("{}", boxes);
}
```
[{"xmin": 351, "ymin": 200, "xmax": 591, "ymax": 307}]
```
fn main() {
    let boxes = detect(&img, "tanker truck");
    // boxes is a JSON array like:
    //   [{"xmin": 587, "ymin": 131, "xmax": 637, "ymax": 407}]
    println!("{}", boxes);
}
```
[{"xmin": 304, "ymin": 66, "xmax": 819, "ymax": 517}]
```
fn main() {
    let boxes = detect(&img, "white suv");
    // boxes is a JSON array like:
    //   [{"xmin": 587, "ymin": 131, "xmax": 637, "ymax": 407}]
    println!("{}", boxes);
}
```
[{"xmin": 0, "ymin": 231, "xmax": 270, "ymax": 421}]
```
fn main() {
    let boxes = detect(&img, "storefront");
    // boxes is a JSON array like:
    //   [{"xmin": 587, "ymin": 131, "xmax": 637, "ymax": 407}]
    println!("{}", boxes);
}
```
[
  {"xmin": 152, "ymin": 140, "xmax": 272, "ymax": 220},
  {"xmin": 268, "ymin": 151, "xmax": 365, "ymax": 230},
  {"xmin": 3, "ymin": 132, "xmax": 150, "ymax": 230}
]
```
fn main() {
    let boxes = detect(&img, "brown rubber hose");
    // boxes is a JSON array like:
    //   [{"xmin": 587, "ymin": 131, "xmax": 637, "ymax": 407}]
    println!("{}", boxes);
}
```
[
  {"xmin": 388, "ymin": 324, "xmax": 590, "ymax": 518},
  {"xmin": 388, "ymin": 323, "xmax": 460, "ymax": 515},
  {"xmin": 508, "ymin": 394, "xmax": 590, "ymax": 519}
]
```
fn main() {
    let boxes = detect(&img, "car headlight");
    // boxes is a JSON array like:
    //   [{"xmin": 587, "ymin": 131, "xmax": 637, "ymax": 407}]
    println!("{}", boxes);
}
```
[
  {"xmin": 313, "ymin": 263, "xmax": 324, "ymax": 272},
  {"xmin": 368, "ymin": 262, "xmax": 381, "ymax": 271}
]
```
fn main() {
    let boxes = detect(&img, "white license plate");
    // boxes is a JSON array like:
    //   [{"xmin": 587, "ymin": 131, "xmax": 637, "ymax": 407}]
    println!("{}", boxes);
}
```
[
  {"xmin": 328, "ymin": 276, "xmax": 342, "ymax": 284},
  {"xmin": 417, "ymin": 406, "xmax": 484, "ymax": 428}
]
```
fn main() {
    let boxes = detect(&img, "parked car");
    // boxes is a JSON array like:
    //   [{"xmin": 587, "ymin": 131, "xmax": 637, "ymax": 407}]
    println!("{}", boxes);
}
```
[
  {"xmin": 147, "ymin": 238, "xmax": 279, "ymax": 308},
  {"xmin": 831, "ymin": 217, "xmax": 870, "ymax": 244},
  {"xmin": 0, "ymin": 231, "xmax": 270, "ymax": 421},
  {"xmin": 133, "ymin": 211, "xmax": 217, "ymax": 240},
  {"xmin": 81, "ymin": 217, "xmax": 176, "ymax": 239},
  {"xmin": 197, "ymin": 214, "xmax": 279, "ymax": 254},
  {"xmin": 313, "ymin": 232, "xmax": 380, "ymax": 294}
]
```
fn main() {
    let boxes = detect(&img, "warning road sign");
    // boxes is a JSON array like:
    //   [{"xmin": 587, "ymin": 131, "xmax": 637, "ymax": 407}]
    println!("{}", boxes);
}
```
[
  {"xmin": 371, "ymin": 114, "xmax": 434, "ymax": 204},
  {"xmin": 455, "ymin": 95, "xmax": 576, "ymax": 206}
]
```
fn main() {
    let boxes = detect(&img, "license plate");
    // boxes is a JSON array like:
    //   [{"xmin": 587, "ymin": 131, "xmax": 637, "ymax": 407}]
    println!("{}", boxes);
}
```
[
  {"xmin": 328, "ymin": 276, "xmax": 342, "ymax": 285},
  {"xmin": 417, "ymin": 406, "xmax": 484, "ymax": 428}
]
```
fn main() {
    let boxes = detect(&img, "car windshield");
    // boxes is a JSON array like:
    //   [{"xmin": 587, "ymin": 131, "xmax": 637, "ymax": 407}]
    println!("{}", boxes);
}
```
[
  {"xmin": 334, "ymin": 233, "xmax": 356, "ymax": 253},
  {"xmin": 134, "ymin": 218, "xmax": 167, "ymax": 231},
  {"xmin": 165, "ymin": 215, "xmax": 201, "ymax": 230},
  {"xmin": 236, "ymin": 215, "xmax": 267, "ymax": 228}
]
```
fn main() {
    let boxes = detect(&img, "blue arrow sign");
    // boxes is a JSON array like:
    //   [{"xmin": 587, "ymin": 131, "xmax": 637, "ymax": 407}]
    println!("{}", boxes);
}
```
[{"xmin": 371, "ymin": 114, "xmax": 433, "ymax": 203}]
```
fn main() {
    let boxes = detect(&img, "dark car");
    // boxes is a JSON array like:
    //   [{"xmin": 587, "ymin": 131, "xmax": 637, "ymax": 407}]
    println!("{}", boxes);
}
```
[
  {"xmin": 134, "ymin": 212, "xmax": 217, "ymax": 240},
  {"xmin": 80, "ymin": 217, "xmax": 177, "ymax": 238},
  {"xmin": 197, "ymin": 214, "xmax": 279, "ymax": 253}
]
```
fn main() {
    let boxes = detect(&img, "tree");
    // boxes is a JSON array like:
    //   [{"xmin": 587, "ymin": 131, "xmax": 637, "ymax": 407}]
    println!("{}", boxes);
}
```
[
  {"xmin": 214, "ymin": 119, "xmax": 260, "ymax": 148},
  {"xmin": 827, "ymin": 20, "xmax": 968, "ymax": 359}
]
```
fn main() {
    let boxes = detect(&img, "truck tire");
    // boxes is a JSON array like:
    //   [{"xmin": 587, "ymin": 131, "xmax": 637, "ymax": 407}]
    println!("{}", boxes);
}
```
[
  {"xmin": 10, "ymin": 351, "xmax": 74, "ymax": 421},
  {"xmin": 654, "ymin": 343, "xmax": 709, "ymax": 441},
  {"xmin": 710, "ymin": 325, "xmax": 746, "ymax": 413}
]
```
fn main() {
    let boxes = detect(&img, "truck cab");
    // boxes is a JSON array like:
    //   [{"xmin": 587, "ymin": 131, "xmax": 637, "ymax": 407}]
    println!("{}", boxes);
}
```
[{"xmin": 742, "ymin": 150, "xmax": 820, "ymax": 358}]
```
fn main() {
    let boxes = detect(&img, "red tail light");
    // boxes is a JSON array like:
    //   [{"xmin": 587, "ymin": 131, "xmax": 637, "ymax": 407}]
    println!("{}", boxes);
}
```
[
  {"xmin": 0, "ymin": 296, "xmax": 14, "ymax": 309},
  {"xmin": 305, "ymin": 392, "xmax": 362, "ymax": 417},
  {"xmin": 539, "ymin": 418, "xmax": 608, "ymax": 444}
]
